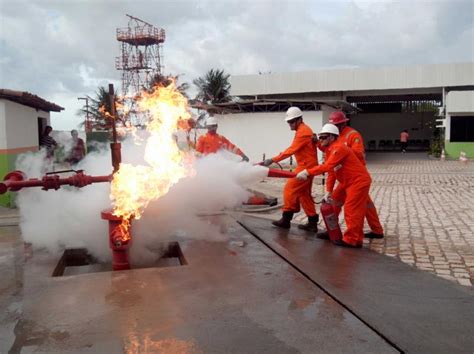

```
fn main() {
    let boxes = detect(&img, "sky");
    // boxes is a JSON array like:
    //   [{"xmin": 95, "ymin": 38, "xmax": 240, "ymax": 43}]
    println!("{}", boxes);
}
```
[{"xmin": 0, "ymin": 0, "xmax": 473, "ymax": 130}]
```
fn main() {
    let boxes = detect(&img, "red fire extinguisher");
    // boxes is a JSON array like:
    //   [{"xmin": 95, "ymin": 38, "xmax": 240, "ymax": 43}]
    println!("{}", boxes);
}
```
[{"xmin": 320, "ymin": 201, "xmax": 343, "ymax": 242}]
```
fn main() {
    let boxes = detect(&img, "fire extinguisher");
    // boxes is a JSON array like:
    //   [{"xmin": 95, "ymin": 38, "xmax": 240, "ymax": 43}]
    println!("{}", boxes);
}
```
[{"xmin": 320, "ymin": 201, "xmax": 343, "ymax": 242}]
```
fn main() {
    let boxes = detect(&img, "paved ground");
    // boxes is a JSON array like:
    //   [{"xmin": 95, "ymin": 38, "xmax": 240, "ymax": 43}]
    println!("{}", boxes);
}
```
[
  {"xmin": 0, "ymin": 206, "xmax": 20, "ymax": 227},
  {"xmin": 0, "ymin": 217, "xmax": 399, "ymax": 353},
  {"xmin": 1, "ymin": 153, "xmax": 473, "ymax": 287},
  {"xmin": 247, "ymin": 153, "xmax": 474, "ymax": 287}
]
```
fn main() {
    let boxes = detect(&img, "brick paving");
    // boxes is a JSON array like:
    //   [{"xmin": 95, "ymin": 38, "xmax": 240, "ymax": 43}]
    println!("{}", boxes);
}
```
[{"xmin": 248, "ymin": 156, "xmax": 474, "ymax": 287}]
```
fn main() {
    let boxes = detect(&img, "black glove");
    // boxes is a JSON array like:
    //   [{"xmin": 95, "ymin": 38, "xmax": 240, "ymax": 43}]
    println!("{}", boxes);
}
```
[
  {"xmin": 262, "ymin": 158, "xmax": 273, "ymax": 167},
  {"xmin": 312, "ymin": 134, "xmax": 318, "ymax": 143},
  {"xmin": 241, "ymin": 155, "xmax": 250, "ymax": 162}
]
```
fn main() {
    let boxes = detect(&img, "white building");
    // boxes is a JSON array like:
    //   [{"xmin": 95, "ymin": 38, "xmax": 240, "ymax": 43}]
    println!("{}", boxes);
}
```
[
  {"xmin": 212, "ymin": 62, "xmax": 474, "ymax": 161},
  {"xmin": 0, "ymin": 89, "xmax": 63, "ymax": 207}
]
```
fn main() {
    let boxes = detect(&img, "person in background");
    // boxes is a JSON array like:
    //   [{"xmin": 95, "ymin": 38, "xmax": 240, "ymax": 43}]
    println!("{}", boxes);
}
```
[
  {"xmin": 297, "ymin": 124, "xmax": 371, "ymax": 248},
  {"xmin": 39, "ymin": 125, "xmax": 57, "ymax": 159},
  {"xmin": 321, "ymin": 111, "xmax": 384, "ymax": 239},
  {"xmin": 400, "ymin": 129, "xmax": 409, "ymax": 153},
  {"xmin": 196, "ymin": 116, "xmax": 276, "ymax": 206},
  {"xmin": 262, "ymin": 106, "xmax": 319, "ymax": 231},
  {"xmin": 196, "ymin": 116, "xmax": 249, "ymax": 161},
  {"xmin": 66, "ymin": 130, "xmax": 86, "ymax": 165}
]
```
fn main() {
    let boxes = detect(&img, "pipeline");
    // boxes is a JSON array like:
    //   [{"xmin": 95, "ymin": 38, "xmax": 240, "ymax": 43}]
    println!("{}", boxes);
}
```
[{"xmin": 0, "ymin": 170, "xmax": 112, "ymax": 194}]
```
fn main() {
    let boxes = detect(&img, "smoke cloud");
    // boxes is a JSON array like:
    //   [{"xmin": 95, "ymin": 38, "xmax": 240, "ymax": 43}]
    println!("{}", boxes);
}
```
[{"xmin": 15, "ymin": 135, "xmax": 268, "ymax": 265}]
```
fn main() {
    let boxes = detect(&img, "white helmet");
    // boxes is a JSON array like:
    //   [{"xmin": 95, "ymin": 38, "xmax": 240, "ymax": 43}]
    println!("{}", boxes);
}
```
[
  {"xmin": 285, "ymin": 106, "xmax": 303, "ymax": 122},
  {"xmin": 319, "ymin": 123, "xmax": 339, "ymax": 136},
  {"xmin": 206, "ymin": 116, "xmax": 218, "ymax": 126}
]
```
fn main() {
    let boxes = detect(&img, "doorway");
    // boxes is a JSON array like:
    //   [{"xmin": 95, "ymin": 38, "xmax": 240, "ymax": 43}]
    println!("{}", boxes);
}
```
[{"xmin": 37, "ymin": 117, "xmax": 47, "ymax": 146}]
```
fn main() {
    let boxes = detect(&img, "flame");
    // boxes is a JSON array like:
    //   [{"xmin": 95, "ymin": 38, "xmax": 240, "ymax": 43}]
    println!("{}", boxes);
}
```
[
  {"xmin": 118, "ymin": 219, "xmax": 131, "ymax": 242},
  {"xmin": 110, "ymin": 81, "xmax": 193, "ymax": 220},
  {"xmin": 177, "ymin": 117, "xmax": 196, "ymax": 132},
  {"xmin": 98, "ymin": 105, "xmax": 113, "ymax": 120}
]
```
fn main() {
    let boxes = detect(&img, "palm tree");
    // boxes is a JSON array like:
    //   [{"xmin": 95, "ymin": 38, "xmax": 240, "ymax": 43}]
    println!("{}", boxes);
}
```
[
  {"xmin": 193, "ymin": 69, "xmax": 231, "ymax": 104},
  {"xmin": 77, "ymin": 86, "xmax": 124, "ymax": 130},
  {"xmin": 147, "ymin": 73, "xmax": 190, "ymax": 97}
]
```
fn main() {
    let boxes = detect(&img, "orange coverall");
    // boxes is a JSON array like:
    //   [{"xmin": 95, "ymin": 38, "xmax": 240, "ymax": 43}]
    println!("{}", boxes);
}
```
[
  {"xmin": 326, "ymin": 126, "xmax": 384, "ymax": 235},
  {"xmin": 272, "ymin": 122, "xmax": 318, "ymax": 216},
  {"xmin": 308, "ymin": 141, "xmax": 371, "ymax": 246},
  {"xmin": 196, "ymin": 133, "xmax": 245, "ymax": 158}
]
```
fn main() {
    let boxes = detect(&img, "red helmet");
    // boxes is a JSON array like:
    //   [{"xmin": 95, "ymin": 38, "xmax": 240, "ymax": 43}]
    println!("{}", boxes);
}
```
[{"xmin": 329, "ymin": 111, "xmax": 349, "ymax": 124}]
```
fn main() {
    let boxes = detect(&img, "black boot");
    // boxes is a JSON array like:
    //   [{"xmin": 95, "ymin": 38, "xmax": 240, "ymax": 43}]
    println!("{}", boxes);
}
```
[
  {"xmin": 364, "ymin": 231, "xmax": 384, "ymax": 239},
  {"xmin": 316, "ymin": 231, "xmax": 330, "ymax": 240},
  {"xmin": 298, "ymin": 215, "xmax": 319, "ymax": 232},
  {"xmin": 333, "ymin": 239, "xmax": 362, "ymax": 248},
  {"xmin": 272, "ymin": 211, "xmax": 294, "ymax": 229}
]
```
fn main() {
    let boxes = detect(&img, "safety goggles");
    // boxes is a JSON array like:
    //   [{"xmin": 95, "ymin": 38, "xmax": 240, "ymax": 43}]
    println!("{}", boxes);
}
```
[{"xmin": 318, "ymin": 135, "xmax": 329, "ymax": 140}]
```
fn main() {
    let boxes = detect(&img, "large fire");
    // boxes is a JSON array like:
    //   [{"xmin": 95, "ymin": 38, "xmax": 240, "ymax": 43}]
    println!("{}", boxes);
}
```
[{"xmin": 110, "ymin": 82, "xmax": 194, "ymax": 222}]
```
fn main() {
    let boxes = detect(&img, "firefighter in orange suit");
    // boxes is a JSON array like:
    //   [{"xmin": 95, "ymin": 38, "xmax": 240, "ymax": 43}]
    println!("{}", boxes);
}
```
[
  {"xmin": 196, "ymin": 116, "xmax": 249, "ymax": 161},
  {"xmin": 297, "ymin": 124, "xmax": 371, "ymax": 248},
  {"xmin": 262, "ymin": 107, "xmax": 319, "ymax": 231},
  {"xmin": 324, "ymin": 111, "xmax": 384, "ymax": 239}
]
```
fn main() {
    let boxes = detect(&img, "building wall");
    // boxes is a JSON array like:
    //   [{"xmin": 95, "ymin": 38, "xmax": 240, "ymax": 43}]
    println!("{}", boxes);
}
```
[
  {"xmin": 351, "ymin": 112, "xmax": 436, "ymax": 149},
  {"xmin": 446, "ymin": 90, "xmax": 474, "ymax": 114},
  {"xmin": 0, "ymin": 101, "xmax": 6, "ymax": 150},
  {"xmin": 444, "ymin": 142, "xmax": 474, "ymax": 159},
  {"xmin": 0, "ymin": 101, "xmax": 9, "ymax": 206},
  {"xmin": 445, "ymin": 90, "xmax": 474, "ymax": 158},
  {"xmin": 0, "ymin": 100, "xmax": 49, "ymax": 207},
  {"xmin": 0, "ymin": 152, "xmax": 23, "ymax": 207},
  {"xmin": 231, "ymin": 62, "xmax": 474, "ymax": 96},
  {"xmin": 215, "ymin": 111, "xmax": 324, "ymax": 162},
  {"xmin": 4, "ymin": 100, "xmax": 49, "ymax": 150}
]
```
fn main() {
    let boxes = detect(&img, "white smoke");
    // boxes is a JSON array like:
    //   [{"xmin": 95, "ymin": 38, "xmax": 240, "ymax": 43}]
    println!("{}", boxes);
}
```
[{"xmin": 15, "ymin": 135, "xmax": 268, "ymax": 265}]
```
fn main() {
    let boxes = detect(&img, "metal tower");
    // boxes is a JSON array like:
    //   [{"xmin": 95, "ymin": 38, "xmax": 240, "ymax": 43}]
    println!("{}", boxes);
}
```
[{"xmin": 116, "ymin": 14, "xmax": 165, "ymax": 99}]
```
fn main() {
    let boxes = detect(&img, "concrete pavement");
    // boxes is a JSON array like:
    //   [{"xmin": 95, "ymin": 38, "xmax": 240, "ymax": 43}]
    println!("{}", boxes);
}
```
[
  {"xmin": 247, "ymin": 154, "xmax": 474, "ymax": 287},
  {"xmin": 0, "ymin": 217, "xmax": 398, "ymax": 353},
  {"xmin": 1, "ymin": 153, "xmax": 473, "ymax": 287}
]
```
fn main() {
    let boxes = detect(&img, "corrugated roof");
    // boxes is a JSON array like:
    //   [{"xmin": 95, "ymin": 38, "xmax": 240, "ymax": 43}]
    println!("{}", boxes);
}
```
[
  {"xmin": 0, "ymin": 89, "xmax": 64, "ymax": 112},
  {"xmin": 230, "ymin": 62, "xmax": 474, "ymax": 97}
]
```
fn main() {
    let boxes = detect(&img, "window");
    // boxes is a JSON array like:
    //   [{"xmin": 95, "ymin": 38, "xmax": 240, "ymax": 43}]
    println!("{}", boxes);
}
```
[{"xmin": 450, "ymin": 116, "xmax": 474, "ymax": 142}]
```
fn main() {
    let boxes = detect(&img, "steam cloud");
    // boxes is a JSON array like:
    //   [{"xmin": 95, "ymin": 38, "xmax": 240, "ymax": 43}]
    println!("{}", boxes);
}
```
[{"xmin": 15, "ymin": 134, "xmax": 268, "ymax": 264}]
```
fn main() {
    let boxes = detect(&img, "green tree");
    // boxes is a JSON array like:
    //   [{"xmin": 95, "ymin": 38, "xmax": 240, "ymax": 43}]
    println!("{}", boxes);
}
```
[
  {"xmin": 77, "ymin": 86, "xmax": 124, "ymax": 130},
  {"xmin": 148, "ymin": 73, "xmax": 190, "ymax": 97},
  {"xmin": 193, "ymin": 69, "xmax": 231, "ymax": 104}
]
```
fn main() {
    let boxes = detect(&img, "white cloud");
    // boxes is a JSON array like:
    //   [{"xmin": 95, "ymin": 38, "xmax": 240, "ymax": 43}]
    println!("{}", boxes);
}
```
[{"xmin": 0, "ymin": 0, "xmax": 472, "ymax": 129}]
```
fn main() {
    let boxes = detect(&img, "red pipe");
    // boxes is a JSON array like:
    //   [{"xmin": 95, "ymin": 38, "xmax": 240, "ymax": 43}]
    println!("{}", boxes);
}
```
[
  {"xmin": 0, "ymin": 170, "xmax": 112, "ymax": 194},
  {"xmin": 101, "ymin": 210, "xmax": 132, "ymax": 271},
  {"xmin": 111, "ymin": 143, "xmax": 122, "ymax": 173},
  {"xmin": 0, "ymin": 171, "xmax": 27, "ymax": 193}
]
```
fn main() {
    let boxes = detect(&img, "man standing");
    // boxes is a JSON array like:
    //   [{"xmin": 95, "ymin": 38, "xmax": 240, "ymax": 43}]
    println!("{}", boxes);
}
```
[
  {"xmin": 196, "ymin": 116, "xmax": 249, "ymax": 161},
  {"xmin": 324, "ymin": 111, "xmax": 384, "ymax": 239},
  {"xmin": 262, "ymin": 107, "xmax": 319, "ymax": 231},
  {"xmin": 39, "ymin": 125, "xmax": 57, "ymax": 159},
  {"xmin": 297, "ymin": 124, "xmax": 371, "ymax": 248},
  {"xmin": 400, "ymin": 129, "xmax": 409, "ymax": 153}
]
